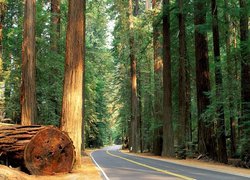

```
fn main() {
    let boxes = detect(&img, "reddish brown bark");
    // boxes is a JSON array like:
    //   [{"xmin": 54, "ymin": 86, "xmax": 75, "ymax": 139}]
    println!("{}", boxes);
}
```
[
  {"xmin": 146, "ymin": 0, "xmax": 150, "ymax": 10},
  {"xmin": 177, "ymin": 0, "xmax": 188, "ymax": 159},
  {"xmin": 129, "ymin": 0, "xmax": 139, "ymax": 153},
  {"xmin": 239, "ymin": 0, "xmax": 250, "ymax": 160},
  {"xmin": 138, "ymin": 71, "xmax": 143, "ymax": 153},
  {"xmin": 61, "ymin": 0, "xmax": 84, "ymax": 167},
  {"xmin": 194, "ymin": 0, "xmax": 217, "ymax": 159},
  {"xmin": 51, "ymin": 0, "xmax": 60, "ymax": 52},
  {"xmin": 0, "ymin": 2, "xmax": 6, "ymax": 81},
  {"xmin": 162, "ymin": 0, "xmax": 174, "ymax": 157},
  {"xmin": 211, "ymin": 0, "xmax": 228, "ymax": 163},
  {"xmin": 82, "ymin": 0, "xmax": 86, "ymax": 152},
  {"xmin": 152, "ymin": 0, "xmax": 163, "ymax": 156},
  {"xmin": 21, "ymin": 0, "xmax": 37, "ymax": 125},
  {"xmin": 49, "ymin": 0, "xmax": 61, "ymax": 122}
]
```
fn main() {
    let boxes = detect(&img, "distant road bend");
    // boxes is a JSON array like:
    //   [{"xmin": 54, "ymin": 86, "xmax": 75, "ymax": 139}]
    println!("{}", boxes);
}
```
[{"xmin": 91, "ymin": 145, "xmax": 250, "ymax": 180}]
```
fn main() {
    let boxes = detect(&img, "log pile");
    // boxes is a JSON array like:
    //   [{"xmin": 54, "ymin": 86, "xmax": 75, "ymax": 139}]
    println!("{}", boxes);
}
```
[{"xmin": 0, "ymin": 125, "xmax": 75, "ymax": 175}]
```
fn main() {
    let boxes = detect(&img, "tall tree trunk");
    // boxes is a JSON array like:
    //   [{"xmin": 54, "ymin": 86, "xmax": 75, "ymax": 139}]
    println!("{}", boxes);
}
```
[
  {"xmin": 50, "ymin": 0, "xmax": 61, "ymax": 122},
  {"xmin": 146, "ymin": 0, "xmax": 150, "ymax": 10},
  {"xmin": 185, "ymin": 63, "xmax": 192, "ymax": 145},
  {"xmin": 0, "ymin": 2, "xmax": 4, "ymax": 66},
  {"xmin": 211, "ymin": 0, "xmax": 228, "ymax": 163},
  {"xmin": 194, "ymin": 0, "xmax": 217, "ymax": 159},
  {"xmin": 82, "ymin": 0, "xmax": 86, "ymax": 152},
  {"xmin": 138, "ymin": 70, "xmax": 143, "ymax": 153},
  {"xmin": 176, "ymin": 0, "xmax": 188, "ymax": 159},
  {"xmin": 129, "ymin": 0, "xmax": 139, "ymax": 153},
  {"xmin": 224, "ymin": 0, "xmax": 236, "ymax": 158},
  {"xmin": 239, "ymin": 0, "xmax": 250, "ymax": 161},
  {"xmin": 162, "ymin": 0, "xmax": 174, "ymax": 157},
  {"xmin": 185, "ymin": 51, "xmax": 192, "ymax": 144},
  {"xmin": 61, "ymin": 0, "xmax": 84, "ymax": 167},
  {"xmin": 21, "ymin": 0, "xmax": 37, "ymax": 125},
  {"xmin": 0, "ymin": 1, "xmax": 6, "ymax": 81},
  {"xmin": 134, "ymin": 0, "xmax": 139, "ymax": 15},
  {"xmin": 51, "ymin": 0, "xmax": 60, "ymax": 52},
  {"xmin": 183, "ymin": 0, "xmax": 192, "ymax": 146},
  {"xmin": 135, "ymin": 0, "xmax": 141, "ymax": 153},
  {"xmin": 0, "ymin": 2, "xmax": 6, "ymax": 116},
  {"xmin": 152, "ymin": 0, "xmax": 163, "ymax": 156}
]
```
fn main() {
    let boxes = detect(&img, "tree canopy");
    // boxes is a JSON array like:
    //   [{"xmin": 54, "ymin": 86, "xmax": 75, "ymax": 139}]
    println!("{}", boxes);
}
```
[{"xmin": 0, "ymin": 0, "xmax": 249, "ymax": 168}]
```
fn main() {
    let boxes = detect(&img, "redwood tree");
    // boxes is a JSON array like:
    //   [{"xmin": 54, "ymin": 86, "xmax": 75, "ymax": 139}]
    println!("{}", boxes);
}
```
[
  {"xmin": 194, "ymin": 0, "xmax": 217, "ymax": 159},
  {"xmin": 129, "ymin": 0, "xmax": 139, "ymax": 153},
  {"xmin": 61, "ymin": 0, "xmax": 84, "ymax": 167},
  {"xmin": 51, "ymin": 0, "xmax": 60, "ymax": 52},
  {"xmin": 211, "ymin": 0, "xmax": 228, "ymax": 163},
  {"xmin": 224, "ymin": 0, "xmax": 236, "ymax": 157},
  {"xmin": 162, "ymin": 0, "xmax": 174, "ymax": 157},
  {"xmin": 146, "ymin": 0, "xmax": 150, "ymax": 10},
  {"xmin": 0, "ymin": 1, "xmax": 6, "ymax": 113},
  {"xmin": 152, "ymin": 0, "xmax": 163, "ymax": 156},
  {"xmin": 21, "ymin": 0, "xmax": 37, "ymax": 125},
  {"xmin": 239, "ymin": 0, "xmax": 250, "ymax": 161},
  {"xmin": 82, "ymin": 0, "xmax": 86, "ymax": 152},
  {"xmin": 176, "ymin": 0, "xmax": 188, "ymax": 159},
  {"xmin": 0, "ymin": 1, "xmax": 6, "ymax": 79},
  {"xmin": 49, "ymin": 0, "xmax": 61, "ymax": 121}
]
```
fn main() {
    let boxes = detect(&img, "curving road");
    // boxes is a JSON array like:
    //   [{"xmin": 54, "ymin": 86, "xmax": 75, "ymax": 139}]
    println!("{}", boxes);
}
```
[{"xmin": 91, "ymin": 145, "xmax": 250, "ymax": 180}]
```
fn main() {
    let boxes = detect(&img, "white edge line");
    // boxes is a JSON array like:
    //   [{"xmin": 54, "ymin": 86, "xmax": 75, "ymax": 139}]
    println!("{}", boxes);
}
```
[{"xmin": 90, "ymin": 151, "xmax": 110, "ymax": 180}]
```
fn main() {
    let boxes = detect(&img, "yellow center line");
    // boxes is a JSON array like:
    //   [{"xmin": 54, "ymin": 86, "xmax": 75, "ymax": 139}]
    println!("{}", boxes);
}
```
[{"xmin": 106, "ymin": 150, "xmax": 196, "ymax": 180}]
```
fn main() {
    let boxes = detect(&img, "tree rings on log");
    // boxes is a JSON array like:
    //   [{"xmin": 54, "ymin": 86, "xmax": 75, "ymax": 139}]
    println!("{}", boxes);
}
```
[
  {"xmin": 0, "ymin": 125, "xmax": 75, "ymax": 175},
  {"xmin": 24, "ymin": 127, "xmax": 75, "ymax": 175}
]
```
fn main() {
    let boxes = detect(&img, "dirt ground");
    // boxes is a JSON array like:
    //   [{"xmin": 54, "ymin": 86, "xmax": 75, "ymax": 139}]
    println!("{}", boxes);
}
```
[
  {"xmin": 0, "ymin": 151, "xmax": 101, "ymax": 180},
  {"xmin": 121, "ymin": 150, "xmax": 250, "ymax": 177}
]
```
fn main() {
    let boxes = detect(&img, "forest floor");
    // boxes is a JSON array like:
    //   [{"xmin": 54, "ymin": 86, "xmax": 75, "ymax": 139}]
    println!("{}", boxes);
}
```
[
  {"xmin": 121, "ymin": 150, "xmax": 250, "ymax": 177},
  {"xmin": 0, "ymin": 150, "xmax": 101, "ymax": 180}
]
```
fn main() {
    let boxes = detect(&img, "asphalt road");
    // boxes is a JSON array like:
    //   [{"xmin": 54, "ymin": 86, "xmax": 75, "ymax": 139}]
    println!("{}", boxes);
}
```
[{"xmin": 91, "ymin": 145, "xmax": 250, "ymax": 180}]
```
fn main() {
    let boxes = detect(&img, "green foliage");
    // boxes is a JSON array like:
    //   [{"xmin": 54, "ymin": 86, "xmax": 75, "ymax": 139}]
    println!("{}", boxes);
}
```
[
  {"xmin": 2, "ymin": 0, "xmax": 23, "ymax": 122},
  {"xmin": 1, "ymin": 0, "xmax": 249, "ymax": 163},
  {"xmin": 2, "ymin": 0, "xmax": 114, "ymax": 148},
  {"xmin": 35, "ymin": 1, "xmax": 65, "ymax": 126},
  {"xmin": 84, "ymin": 0, "xmax": 114, "ymax": 148}
]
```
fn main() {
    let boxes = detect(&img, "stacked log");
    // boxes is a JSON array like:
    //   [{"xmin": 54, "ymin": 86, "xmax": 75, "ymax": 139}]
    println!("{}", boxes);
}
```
[{"xmin": 0, "ymin": 125, "xmax": 75, "ymax": 175}]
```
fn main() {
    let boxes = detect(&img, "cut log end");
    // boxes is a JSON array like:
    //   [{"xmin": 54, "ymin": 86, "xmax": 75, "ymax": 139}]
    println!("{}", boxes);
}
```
[{"xmin": 24, "ymin": 127, "xmax": 75, "ymax": 175}]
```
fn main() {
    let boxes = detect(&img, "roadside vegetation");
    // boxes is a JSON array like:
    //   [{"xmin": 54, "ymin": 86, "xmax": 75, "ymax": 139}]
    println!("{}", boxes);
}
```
[{"xmin": 0, "ymin": 0, "xmax": 249, "ymax": 178}]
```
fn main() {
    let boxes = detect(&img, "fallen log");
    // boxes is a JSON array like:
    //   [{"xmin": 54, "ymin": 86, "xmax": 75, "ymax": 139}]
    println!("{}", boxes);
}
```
[
  {"xmin": 0, "ymin": 122, "xmax": 15, "ymax": 126},
  {"xmin": 0, "ymin": 125, "xmax": 75, "ymax": 175}
]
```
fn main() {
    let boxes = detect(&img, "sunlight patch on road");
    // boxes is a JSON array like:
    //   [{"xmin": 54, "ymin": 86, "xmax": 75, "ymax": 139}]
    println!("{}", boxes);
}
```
[{"xmin": 106, "ymin": 150, "xmax": 196, "ymax": 180}]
